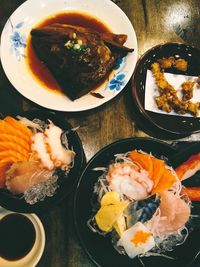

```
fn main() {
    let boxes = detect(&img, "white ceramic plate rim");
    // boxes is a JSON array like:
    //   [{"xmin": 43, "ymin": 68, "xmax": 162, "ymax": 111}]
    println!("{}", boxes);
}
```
[{"xmin": 0, "ymin": 0, "xmax": 137, "ymax": 112}]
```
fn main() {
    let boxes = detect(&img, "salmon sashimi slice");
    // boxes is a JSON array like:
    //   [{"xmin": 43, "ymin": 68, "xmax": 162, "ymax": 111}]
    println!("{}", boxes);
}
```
[
  {"xmin": 151, "ymin": 157, "xmax": 165, "ymax": 189},
  {"xmin": 175, "ymin": 153, "xmax": 200, "ymax": 181},
  {"xmin": 129, "ymin": 150, "xmax": 171, "ymax": 193},
  {"xmin": 129, "ymin": 150, "xmax": 154, "ymax": 178},
  {"xmin": 4, "ymin": 116, "xmax": 33, "ymax": 138},
  {"xmin": 182, "ymin": 187, "xmax": 200, "ymax": 201},
  {"xmin": 0, "ymin": 158, "xmax": 16, "ymax": 165},
  {"xmin": 151, "ymin": 167, "xmax": 177, "ymax": 195},
  {"xmin": 6, "ymin": 161, "xmax": 54, "ymax": 194},
  {"xmin": 0, "ymin": 134, "xmax": 30, "ymax": 151},
  {"xmin": 0, "ymin": 120, "xmax": 31, "ymax": 144},
  {"xmin": 0, "ymin": 150, "xmax": 28, "ymax": 162},
  {"xmin": 0, "ymin": 141, "xmax": 30, "ymax": 158}
]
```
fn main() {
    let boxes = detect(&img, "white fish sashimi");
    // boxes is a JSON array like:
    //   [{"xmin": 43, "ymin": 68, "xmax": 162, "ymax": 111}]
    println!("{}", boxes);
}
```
[{"xmin": 6, "ymin": 161, "xmax": 54, "ymax": 194}]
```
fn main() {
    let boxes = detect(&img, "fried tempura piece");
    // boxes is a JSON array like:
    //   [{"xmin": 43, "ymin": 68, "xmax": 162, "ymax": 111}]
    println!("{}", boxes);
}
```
[
  {"xmin": 173, "ymin": 58, "xmax": 188, "ymax": 71},
  {"xmin": 151, "ymin": 58, "xmax": 200, "ymax": 117},
  {"xmin": 182, "ymin": 81, "xmax": 195, "ymax": 101},
  {"xmin": 157, "ymin": 57, "xmax": 175, "ymax": 69}
]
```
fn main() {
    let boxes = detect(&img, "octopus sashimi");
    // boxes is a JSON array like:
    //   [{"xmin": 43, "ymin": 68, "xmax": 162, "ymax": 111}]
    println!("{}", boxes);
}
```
[
  {"xmin": 175, "ymin": 153, "xmax": 200, "ymax": 181},
  {"xmin": 146, "ymin": 191, "xmax": 190, "ymax": 236},
  {"xmin": 44, "ymin": 122, "xmax": 75, "ymax": 170},
  {"xmin": 5, "ymin": 161, "xmax": 54, "ymax": 194},
  {"xmin": 106, "ymin": 162, "xmax": 154, "ymax": 200},
  {"xmin": 31, "ymin": 132, "xmax": 54, "ymax": 170}
]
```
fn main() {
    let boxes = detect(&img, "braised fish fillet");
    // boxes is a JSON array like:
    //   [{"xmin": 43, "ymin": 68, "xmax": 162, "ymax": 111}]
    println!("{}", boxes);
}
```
[{"xmin": 31, "ymin": 23, "xmax": 134, "ymax": 100}]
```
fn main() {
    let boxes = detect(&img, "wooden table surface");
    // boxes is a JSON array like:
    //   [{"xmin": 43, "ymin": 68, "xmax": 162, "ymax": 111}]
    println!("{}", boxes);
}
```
[{"xmin": 0, "ymin": 0, "xmax": 200, "ymax": 266}]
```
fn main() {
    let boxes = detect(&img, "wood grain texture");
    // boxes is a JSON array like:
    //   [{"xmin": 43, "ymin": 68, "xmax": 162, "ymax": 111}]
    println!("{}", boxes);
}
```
[{"xmin": 0, "ymin": 1, "xmax": 200, "ymax": 266}]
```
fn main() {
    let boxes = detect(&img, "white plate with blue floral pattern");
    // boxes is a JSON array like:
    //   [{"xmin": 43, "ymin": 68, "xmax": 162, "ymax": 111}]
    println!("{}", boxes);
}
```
[{"xmin": 0, "ymin": 0, "xmax": 137, "ymax": 112}]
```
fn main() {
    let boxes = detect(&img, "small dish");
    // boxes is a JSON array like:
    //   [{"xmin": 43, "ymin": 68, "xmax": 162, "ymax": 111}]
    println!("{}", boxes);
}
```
[
  {"xmin": 0, "ymin": 110, "xmax": 85, "ymax": 213},
  {"xmin": 0, "ymin": 0, "xmax": 137, "ymax": 111},
  {"xmin": 0, "ymin": 207, "xmax": 45, "ymax": 267},
  {"xmin": 132, "ymin": 43, "xmax": 200, "ymax": 135}
]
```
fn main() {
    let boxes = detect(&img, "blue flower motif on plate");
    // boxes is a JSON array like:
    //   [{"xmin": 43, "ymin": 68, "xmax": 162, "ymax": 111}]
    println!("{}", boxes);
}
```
[
  {"xmin": 108, "ymin": 73, "xmax": 126, "ymax": 91},
  {"xmin": 9, "ymin": 20, "xmax": 26, "ymax": 61},
  {"xmin": 10, "ymin": 31, "xmax": 26, "ymax": 49}
]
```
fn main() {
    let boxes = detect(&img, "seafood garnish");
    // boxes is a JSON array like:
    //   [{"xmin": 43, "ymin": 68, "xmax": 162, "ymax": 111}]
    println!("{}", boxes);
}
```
[
  {"xmin": 89, "ymin": 149, "xmax": 191, "ymax": 259},
  {"xmin": 0, "ymin": 116, "xmax": 75, "ymax": 204}
]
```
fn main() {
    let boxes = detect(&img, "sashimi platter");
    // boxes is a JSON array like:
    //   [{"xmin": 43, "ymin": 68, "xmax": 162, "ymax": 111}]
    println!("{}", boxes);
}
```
[
  {"xmin": 74, "ymin": 139, "xmax": 200, "ymax": 267},
  {"xmin": 0, "ymin": 111, "xmax": 84, "ymax": 213}
]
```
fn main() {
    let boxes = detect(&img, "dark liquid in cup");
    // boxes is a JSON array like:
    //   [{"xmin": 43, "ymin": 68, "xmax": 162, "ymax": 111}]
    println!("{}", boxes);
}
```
[{"xmin": 0, "ymin": 213, "xmax": 36, "ymax": 261}]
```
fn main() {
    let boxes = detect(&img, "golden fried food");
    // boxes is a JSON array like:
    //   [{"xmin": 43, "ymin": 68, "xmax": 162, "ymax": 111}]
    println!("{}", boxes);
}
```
[
  {"xmin": 151, "ymin": 58, "xmax": 199, "ymax": 117},
  {"xmin": 182, "ymin": 82, "xmax": 195, "ymax": 101},
  {"xmin": 157, "ymin": 57, "xmax": 188, "ymax": 71},
  {"xmin": 173, "ymin": 58, "xmax": 188, "ymax": 71}
]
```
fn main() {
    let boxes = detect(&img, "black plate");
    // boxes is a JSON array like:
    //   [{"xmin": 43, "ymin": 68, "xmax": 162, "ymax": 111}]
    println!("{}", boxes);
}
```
[
  {"xmin": 131, "ymin": 43, "xmax": 200, "ymax": 135},
  {"xmin": 74, "ymin": 138, "xmax": 200, "ymax": 267},
  {"xmin": 0, "ymin": 110, "xmax": 85, "ymax": 213}
]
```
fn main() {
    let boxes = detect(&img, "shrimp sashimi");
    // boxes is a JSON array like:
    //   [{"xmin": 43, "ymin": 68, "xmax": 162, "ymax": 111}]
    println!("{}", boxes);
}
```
[
  {"xmin": 146, "ymin": 191, "xmax": 190, "ymax": 237},
  {"xmin": 45, "ymin": 122, "xmax": 75, "ymax": 170},
  {"xmin": 5, "ymin": 161, "xmax": 54, "ymax": 194},
  {"xmin": 175, "ymin": 153, "xmax": 200, "ymax": 181},
  {"xmin": 106, "ymin": 162, "xmax": 154, "ymax": 200}
]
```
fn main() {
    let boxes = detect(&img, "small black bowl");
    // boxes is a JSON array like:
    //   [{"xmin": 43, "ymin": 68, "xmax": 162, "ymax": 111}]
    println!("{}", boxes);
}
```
[
  {"xmin": 0, "ymin": 110, "xmax": 85, "ymax": 213},
  {"xmin": 132, "ymin": 42, "xmax": 200, "ymax": 136}
]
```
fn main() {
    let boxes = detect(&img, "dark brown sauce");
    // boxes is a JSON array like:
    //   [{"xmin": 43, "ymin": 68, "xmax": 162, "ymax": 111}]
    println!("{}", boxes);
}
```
[
  {"xmin": 0, "ymin": 213, "xmax": 36, "ymax": 261},
  {"xmin": 26, "ymin": 12, "xmax": 112, "ymax": 93}
]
